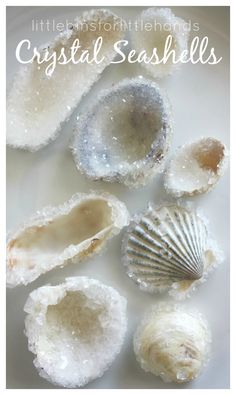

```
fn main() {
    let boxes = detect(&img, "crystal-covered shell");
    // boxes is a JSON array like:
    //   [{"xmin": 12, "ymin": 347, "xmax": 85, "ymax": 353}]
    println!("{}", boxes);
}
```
[
  {"xmin": 130, "ymin": 8, "xmax": 189, "ymax": 78},
  {"xmin": 122, "ymin": 204, "xmax": 220, "ymax": 298},
  {"xmin": 6, "ymin": 9, "xmax": 125, "ymax": 151},
  {"xmin": 133, "ymin": 303, "xmax": 211, "ymax": 383},
  {"xmin": 72, "ymin": 78, "xmax": 173, "ymax": 188},
  {"xmin": 24, "ymin": 276, "xmax": 127, "ymax": 388},
  {"xmin": 7, "ymin": 192, "xmax": 129, "ymax": 287},
  {"xmin": 164, "ymin": 137, "xmax": 229, "ymax": 197}
]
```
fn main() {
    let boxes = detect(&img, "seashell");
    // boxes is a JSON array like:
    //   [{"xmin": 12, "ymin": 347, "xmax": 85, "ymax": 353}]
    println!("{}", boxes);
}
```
[
  {"xmin": 72, "ymin": 78, "xmax": 173, "ymax": 188},
  {"xmin": 6, "ymin": 9, "xmax": 125, "ymax": 151},
  {"xmin": 133, "ymin": 303, "xmax": 211, "ymax": 383},
  {"xmin": 164, "ymin": 137, "xmax": 229, "ymax": 197},
  {"xmin": 7, "ymin": 192, "xmax": 129, "ymax": 287},
  {"xmin": 130, "ymin": 8, "xmax": 189, "ymax": 78},
  {"xmin": 122, "ymin": 204, "xmax": 221, "ymax": 299},
  {"xmin": 24, "ymin": 276, "xmax": 127, "ymax": 388}
]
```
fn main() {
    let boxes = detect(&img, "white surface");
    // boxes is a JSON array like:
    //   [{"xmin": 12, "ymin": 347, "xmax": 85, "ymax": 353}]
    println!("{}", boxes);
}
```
[{"xmin": 6, "ymin": 6, "xmax": 230, "ymax": 389}]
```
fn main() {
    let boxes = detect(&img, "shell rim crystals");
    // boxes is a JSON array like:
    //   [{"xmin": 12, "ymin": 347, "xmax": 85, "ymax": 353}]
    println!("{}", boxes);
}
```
[{"xmin": 72, "ymin": 77, "xmax": 173, "ymax": 188}]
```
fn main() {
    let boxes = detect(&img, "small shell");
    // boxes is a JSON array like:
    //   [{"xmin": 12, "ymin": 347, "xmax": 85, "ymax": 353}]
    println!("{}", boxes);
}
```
[
  {"xmin": 133, "ymin": 303, "xmax": 211, "ymax": 383},
  {"xmin": 72, "ymin": 78, "xmax": 173, "ymax": 188},
  {"xmin": 7, "ymin": 192, "xmax": 129, "ymax": 287},
  {"xmin": 164, "ymin": 137, "xmax": 229, "ymax": 197},
  {"xmin": 122, "ymin": 204, "xmax": 220, "ymax": 299},
  {"xmin": 7, "ymin": 9, "xmax": 125, "ymax": 151},
  {"xmin": 24, "ymin": 277, "xmax": 127, "ymax": 388},
  {"xmin": 130, "ymin": 8, "xmax": 189, "ymax": 78}
]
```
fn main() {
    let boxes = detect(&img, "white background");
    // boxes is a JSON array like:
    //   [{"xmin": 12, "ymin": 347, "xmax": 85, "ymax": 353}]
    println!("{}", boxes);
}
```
[{"xmin": 6, "ymin": 6, "xmax": 230, "ymax": 389}]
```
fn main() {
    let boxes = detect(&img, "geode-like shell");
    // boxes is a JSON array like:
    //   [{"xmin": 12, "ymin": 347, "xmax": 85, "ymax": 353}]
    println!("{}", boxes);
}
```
[
  {"xmin": 7, "ymin": 9, "xmax": 125, "ymax": 151},
  {"xmin": 7, "ymin": 192, "xmax": 129, "ymax": 287},
  {"xmin": 130, "ymin": 8, "xmax": 189, "ymax": 78},
  {"xmin": 122, "ymin": 204, "xmax": 221, "ymax": 299},
  {"xmin": 24, "ymin": 276, "xmax": 127, "ymax": 388},
  {"xmin": 133, "ymin": 303, "xmax": 211, "ymax": 383},
  {"xmin": 164, "ymin": 137, "xmax": 229, "ymax": 197},
  {"xmin": 72, "ymin": 78, "xmax": 172, "ymax": 188}
]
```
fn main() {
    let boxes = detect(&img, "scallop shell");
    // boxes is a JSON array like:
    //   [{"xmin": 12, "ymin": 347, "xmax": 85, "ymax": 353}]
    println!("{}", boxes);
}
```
[
  {"xmin": 7, "ymin": 192, "xmax": 129, "ymax": 287},
  {"xmin": 122, "ymin": 204, "xmax": 220, "ymax": 298},
  {"xmin": 133, "ymin": 303, "xmax": 211, "ymax": 383},
  {"xmin": 7, "ymin": 9, "xmax": 125, "ymax": 151},
  {"xmin": 24, "ymin": 276, "xmax": 127, "ymax": 388},
  {"xmin": 72, "ymin": 78, "xmax": 173, "ymax": 188},
  {"xmin": 164, "ymin": 137, "xmax": 229, "ymax": 197},
  {"xmin": 130, "ymin": 8, "xmax": 189, "ymax": 78}
]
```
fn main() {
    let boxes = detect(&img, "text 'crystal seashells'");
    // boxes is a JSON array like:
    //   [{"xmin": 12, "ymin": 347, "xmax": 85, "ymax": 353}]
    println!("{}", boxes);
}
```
[
  {"xmin": 164, "ymin": 137, "xmax": 229, "ymax": 197},
  {"xmin": 7, "ymin": 9, "xmax": 125, "ymax": 151},
  {"xmin": 122, "ymin": 204, "xmax": 221, "ymax": 298},
  {"xmin": 7, "ymin": 192, "xmax": 129, "ymax": 287},
  {"xmin": 130, "ymin": 8, "xmax": 189, "ymax": 78},
  {"xmin": 72, "ymin": 78, "xmax": 173, "ymax": 187},
  {"xmin": 24, "ymin": 277, "xmax": 127, "ymax": 388},
  {"xmin": 133, "ymin": 303, "xmax": 211, "ymax": 383}
]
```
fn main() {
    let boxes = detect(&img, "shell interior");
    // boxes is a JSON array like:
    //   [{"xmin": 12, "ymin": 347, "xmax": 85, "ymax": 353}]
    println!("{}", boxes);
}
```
[
  {"xmin": 7, "ymin": 9, "xmax": 125, "ymax": 150},
  {"xmin": 72, "ymin": 78, "xmax": 172, "ymax": 187},
  {"xmin": 24, "ymin": 277, "xmax": 127, "ymax": 388},
  {"xmin": 130, "ymin": 8, "xmax": 189, "ymax": 78},
  {"xmin": 123, "ymin": 205, "xmax": 207, "ymax": 292},
  {"xmin": 165, "ymin": 137, "xmax": 228, "ymax": 197}
]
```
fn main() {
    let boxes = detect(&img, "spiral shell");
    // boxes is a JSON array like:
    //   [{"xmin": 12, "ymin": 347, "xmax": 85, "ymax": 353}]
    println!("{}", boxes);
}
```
[
  {"xmin": 122, "ymin": 204, "xmax": 218, "ymax": 298},
  {"xmin": 134, "ymin": 303, "xmax": 211, "ymax": 383}
]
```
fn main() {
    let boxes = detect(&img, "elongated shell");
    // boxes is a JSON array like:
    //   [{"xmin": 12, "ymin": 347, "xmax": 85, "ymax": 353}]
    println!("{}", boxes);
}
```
[
  {"xmin": 72, "ymin": 78, "xmax": 173, "ymax": 188},
  {"xmin": 122, "ymin": 204, "xmax": 218, "ymax": 298},
  {"xmin": 24, "ymin": 277, "xmax": 127, "ymax": 388},
  {"xmin": 7, "ymin": 9, "xmax": 125, "ymax": 151},
  {"xmin": 130, "ymin": 8, "xmax": 189, "ymax": 78},
  {"xmin": 133, "ymin": 303, "xmax": 211, "ymax": 383},
  {"xmin": 164, "ymin": 137, "xmax": 229, "ymax": 197},
  {"xmin": 7, "ymin": 192, "xmax": 129, "ymax": 287}
]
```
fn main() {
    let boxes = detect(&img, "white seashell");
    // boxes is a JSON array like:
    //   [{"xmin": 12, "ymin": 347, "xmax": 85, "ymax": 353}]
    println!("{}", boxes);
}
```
[
  {"xmin": 6, "ymin": 9, "xmax": 125, "ymax": 151},
  {"xmin": 24, "ymin": 276, "xmax": 127, "ymax": 388},
  {"xmin": 7, "ymin": 192, "xmax": 129, "ymax": 287},
  {"xmin": 164, "ymin": 137, "xmax": 229, "ymax": 197},
  {"xmin": 133, "ymin": 303, "xmax": 211, "ymax": 383},
  {"xmin": 130, "ymin": 8, "xmax": 189, "ymax": 78},
  {"xmin": 122, "ymin": 204, "xmax": 220, "ymax": 299},
  {"xmin": 72, "ymin": 78, "xmax": 173, "ymax": 188}
]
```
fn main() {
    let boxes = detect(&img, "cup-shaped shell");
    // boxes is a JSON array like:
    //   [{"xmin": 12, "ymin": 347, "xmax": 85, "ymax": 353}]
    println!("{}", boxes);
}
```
[
  {"xmin": 133, "ymin": 303, "xmax": 211, "ymax": 383},
  {"xmin": 164, "ymin": 137, "xmax": 228, "ymax": 197},
  {"xmin": 24, "ymin": 277, "xmax": 127, "ymax": 388},
  {"xmin": 7, "ymin": 192, "xmax": 129, "ymax": 287},
  {"xmin": 72, "ymin": 78, "xmax": 173, "ymax": 188},
  {"xmin": 122, "ymin": 204, "xmax": 219, "ymax": 298},
  {"xmin": 7, "ymin": 9, "xmax": 125, "ymax": 151},
  {"xmin": 130, "ymin": 8, "xmax": 189, "ymax": 78}
]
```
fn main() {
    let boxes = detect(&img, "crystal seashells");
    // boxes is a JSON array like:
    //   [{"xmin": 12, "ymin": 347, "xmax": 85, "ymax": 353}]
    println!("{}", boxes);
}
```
[
  {"xmin": 133, "ymin": 303, "xmax": 211, "ymax": 383},
  {"xmin": 72, "ymin": 78, "xmax": 173, "ymax": 187},
  {"xmin": 130, "ymin": 8, "xmax": 189, "ymax": 78},
  {"xmin": 122, "ymin": 204, "xmax": 221, "ymax": 299},
  {"xmin": 24, "ymin": 277, "xmax": 127, "ymax": 388},
  {"xmin": 164, "ymin": 137, "xmax": 229, "ymax": 197},
  {"xmin": 7, "ymin": 192, "xmax": 129, "ymax": 287},
  {"xmin": 6, "ymin": 9, "xmax": 125, "ymax": 151}
]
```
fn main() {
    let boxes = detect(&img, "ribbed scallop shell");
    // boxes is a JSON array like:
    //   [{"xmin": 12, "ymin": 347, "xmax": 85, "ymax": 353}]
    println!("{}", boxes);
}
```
[{"xmin": 122, "ymin": 205, "xmax": 208, "ymax": 295}]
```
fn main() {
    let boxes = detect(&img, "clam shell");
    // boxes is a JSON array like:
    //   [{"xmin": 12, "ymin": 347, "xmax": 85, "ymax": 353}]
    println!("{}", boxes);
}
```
[
  {"xmin": 130, "ymin": 8, "xmax": 189, "ymax": 78},
  {"xmin": 7, "ymin": 192, "xmax": 129, "ymax": 287},
  {"xmin": 7, "ymin": 9, "xmax": 125, "ymax": 151},
  {"xmin": 133, "ymin": 303, "xmax": 211, "ymax": 383},
  {"xmin": 24, "ymin": 276, "xmax": 127, "ymax": 388},
  {"xmin": 72, "ymin": 78, "xmax": 173, "ymax": 188},
  {"xmin": 164, "ymin": 137, "xmax": 229, "ymax": 197},
  {"xmin": 122, "ymin": 204, "xmax": 218, "ymax": 298}
]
